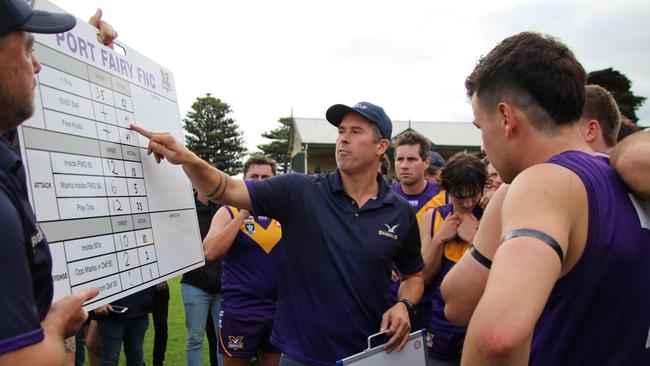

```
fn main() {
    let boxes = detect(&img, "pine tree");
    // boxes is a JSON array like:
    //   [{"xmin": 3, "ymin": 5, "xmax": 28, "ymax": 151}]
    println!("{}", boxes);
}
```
[
  {"xmin": 588, "ymin": 68, "xmax": 646, "ymax": 123},
  {"xmin": 257, "ymin": 116, "xmax": 293, "ymax": 173},
  {"xmin": 183, "ymin": 94, "xmax": 247, "ymax": 175}
]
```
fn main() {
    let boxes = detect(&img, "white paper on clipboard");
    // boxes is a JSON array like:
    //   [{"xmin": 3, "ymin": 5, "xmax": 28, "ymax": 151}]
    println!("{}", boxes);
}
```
[{"xmin": 336, "ymin": 329, "xmax": 430, "ymax": 366}]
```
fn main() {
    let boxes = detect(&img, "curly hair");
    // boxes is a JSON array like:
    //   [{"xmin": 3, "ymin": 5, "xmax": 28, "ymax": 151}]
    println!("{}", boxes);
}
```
[{"xmin": 440, "ymin": 152, "xmax": 487, "ymax": 198}]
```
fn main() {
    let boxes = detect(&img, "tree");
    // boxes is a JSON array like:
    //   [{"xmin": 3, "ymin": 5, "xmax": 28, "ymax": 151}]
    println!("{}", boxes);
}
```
[
  {"xmin": 183, "ymin": 94, "xmax": 247, "ymax": 175},
  {"xmin": 257, "ymin": 116, "xmax": 293, "ymax": 174},
  {"xmin": 588, "ymin": 68, "xmax": 646, "ymax": 123}
]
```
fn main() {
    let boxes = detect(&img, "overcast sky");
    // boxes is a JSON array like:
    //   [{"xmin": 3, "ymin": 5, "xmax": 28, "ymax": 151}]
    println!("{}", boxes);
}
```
[{"xmin": 54, "ymin": 0, "xmax": 650, "ymax": 150}]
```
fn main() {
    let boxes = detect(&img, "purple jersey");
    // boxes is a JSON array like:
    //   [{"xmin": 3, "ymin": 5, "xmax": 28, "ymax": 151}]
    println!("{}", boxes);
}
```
[
  {"xmin": 220, "ymin": 207, "xmax": 282, "ymax": 316},
  {"xmin": 530, "ymin": 151, "xmax": 650, "ymax": 365},
  {"xmin": 391, "ymin": 180, "xmax": 448, "ymax": 223},
  {"xmin": 429, "ymin": 205, "xmax": 482, "ymax": 336},
  {"xmin": 390, "ymin": 181, "xmax": 448, "ymax": 330}
]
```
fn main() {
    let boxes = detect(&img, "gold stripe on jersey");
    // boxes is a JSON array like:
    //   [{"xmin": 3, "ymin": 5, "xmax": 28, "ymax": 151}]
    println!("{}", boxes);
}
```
[
  {"xmin": 415, "ymin": 189, "xmax": 448, "ymax": 227},
  {"xmin": 231, "ymin": 208, "xmax": 282, "ymax": 254},
  {"xmin": 433, "ymin": 209, "xmax": 474, "ymax": 264}
]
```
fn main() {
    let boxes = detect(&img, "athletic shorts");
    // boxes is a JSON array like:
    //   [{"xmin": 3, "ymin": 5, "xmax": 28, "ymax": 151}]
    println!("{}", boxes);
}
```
[
  {"xmin": 426, "ymin": 330, "xmax": 464, "ymax": 361},
  {"xmin": 218, "ymin": 309, "xmax": 279, "ymax": 358}
]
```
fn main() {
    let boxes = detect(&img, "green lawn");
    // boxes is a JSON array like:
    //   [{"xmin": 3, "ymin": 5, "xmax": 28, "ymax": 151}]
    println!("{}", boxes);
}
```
[{"xmin": 84, "ymin": 275, "xmax": 212, "ymax": 366}]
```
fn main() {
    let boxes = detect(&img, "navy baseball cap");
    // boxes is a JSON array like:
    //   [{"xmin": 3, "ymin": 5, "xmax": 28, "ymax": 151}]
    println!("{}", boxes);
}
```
[
  {"xmin": 429, "ymin": 150, "xmax": 445, "ymax": 170},
  {"xmin": 0, "ymin": 0, "xmax": 76, "ymax": 37},
  {"xmin": 326, "ymin": 102, "xmax": 393, "ymax": 139}
]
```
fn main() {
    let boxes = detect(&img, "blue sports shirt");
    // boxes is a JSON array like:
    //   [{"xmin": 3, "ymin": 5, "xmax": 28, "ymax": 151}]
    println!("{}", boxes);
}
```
[{"xmin": 246, "ymin": 170, "xmax": 424, "ymax": 366}]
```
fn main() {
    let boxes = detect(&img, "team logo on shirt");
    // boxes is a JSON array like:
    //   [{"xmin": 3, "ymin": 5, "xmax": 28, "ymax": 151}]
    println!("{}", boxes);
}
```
[
  {"xmin": 244, "ymin": 216, "xmax": 256, "ymax": 234},
  {"xmin": 228, "ymin": 336, "xmax": 244, "ymax": 350},
  {"xmin": 408, "ymin": 200, "xmax": 419, "ymax": 207},
  {"xmin": 378, "ymin": 223, "xmax": 399, "ymax": 240},
  {"xmin": 30, "ymin": 225, "xmax": 45, "ymax": 249}
]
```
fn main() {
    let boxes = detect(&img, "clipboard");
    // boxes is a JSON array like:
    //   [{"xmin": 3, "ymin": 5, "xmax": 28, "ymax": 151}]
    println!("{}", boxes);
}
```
[{"xmin": 337, "ymin": 329, "xmax": 431, "ymax": 366}]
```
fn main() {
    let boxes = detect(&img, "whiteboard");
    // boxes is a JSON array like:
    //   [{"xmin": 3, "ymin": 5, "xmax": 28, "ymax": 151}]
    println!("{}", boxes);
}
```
[
  {"xmin": 337, "ymin": 330, "xmax": 430, "ymax": 366},
  {"xmin": 18, "ymin": 0, "xmax": 205, "ymax": 310}
]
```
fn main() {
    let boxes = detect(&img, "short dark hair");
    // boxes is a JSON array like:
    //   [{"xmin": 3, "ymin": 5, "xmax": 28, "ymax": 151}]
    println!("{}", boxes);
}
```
[
  {"xmin": 393, "ymin": 131, "xmax": 431, "ymax": 161},
  {"xmin": 466, "ymin": 32, "xmax": 586, "ymax": 131},
  {"xmin": 243, "ymin": 154, "xmax": 277, "ymax": 176},
  {"xmin": 440, "ymin": 152, "xmax": 487, "ymax": 198},
  {"xmin": 380, "ymin": 154, "xmax": 391, "ymax": 176},
  {"xmin": 582, "ymin": 85, "xmax": 621, "ymax": 147}
]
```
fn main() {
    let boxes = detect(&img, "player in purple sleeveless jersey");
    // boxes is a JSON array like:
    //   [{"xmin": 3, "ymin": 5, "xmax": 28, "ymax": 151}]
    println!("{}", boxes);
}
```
[
  {"xmin": 443, "ymin": 133, "xmax": 650, "ymax": 329},
  {"xmin": 389, "ymin": 131, "xmax": 448, "ymax": 332},
  {"xmin": 449, "ymin": 32, "xmax": 650, "ymax": 365},
  {"xmin": 421, "ymin": 152, "xmax": 486, "ymax": 365},
  {"xmin": 442, "ymin": 70, "xmax": 629, "ymax": 329},
  {"xmin": 203, "ymin": 154, "xmax": 282, "ymax": 366}
]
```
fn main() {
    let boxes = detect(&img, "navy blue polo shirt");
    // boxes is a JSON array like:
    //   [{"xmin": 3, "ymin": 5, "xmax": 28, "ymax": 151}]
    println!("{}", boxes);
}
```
[
  {"xmin": 0, "ymin": 136, "xmax": 53, "ymax": 355},
  {"xmin": 246, "ymin": 170, "xmax": 424, "ymax": 366}
]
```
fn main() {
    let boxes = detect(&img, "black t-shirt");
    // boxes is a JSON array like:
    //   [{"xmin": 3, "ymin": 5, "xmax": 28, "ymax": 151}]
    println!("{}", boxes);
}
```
[{"xmin": 181, "ymin": 196, "xmax": 222, "ymax": 293}]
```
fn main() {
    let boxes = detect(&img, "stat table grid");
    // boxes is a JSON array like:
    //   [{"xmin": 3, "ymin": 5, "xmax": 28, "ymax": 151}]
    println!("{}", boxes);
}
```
[{"xmin": 23, "ymin": 43, "xmax": 166, "ymax": 304}]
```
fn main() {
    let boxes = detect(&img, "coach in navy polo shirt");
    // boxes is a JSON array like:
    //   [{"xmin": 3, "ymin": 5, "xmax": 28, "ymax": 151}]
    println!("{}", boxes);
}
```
[
  {"xmin": 0, "ymin": 0, "xmax": 99, "ymax": 364},
  {"xmin": 133, "ymin": 102, "xmax": 425, "ymax": 366}
]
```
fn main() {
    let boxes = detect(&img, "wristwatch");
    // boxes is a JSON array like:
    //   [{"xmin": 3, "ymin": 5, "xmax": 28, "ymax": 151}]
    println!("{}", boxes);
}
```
[{"xmin": 398, "ymin": 299, "xmax": 415, "ymax": 317}]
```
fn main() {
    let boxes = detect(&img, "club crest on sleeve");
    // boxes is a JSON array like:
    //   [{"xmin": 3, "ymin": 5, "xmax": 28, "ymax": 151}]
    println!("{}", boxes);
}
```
[
  {"xmin": 228, "ymin": 336, "xmax": 244, "ymax": 350},
  {"xmin": 378, "ymin": 223, "xmax": 399, "ymax": 240}
]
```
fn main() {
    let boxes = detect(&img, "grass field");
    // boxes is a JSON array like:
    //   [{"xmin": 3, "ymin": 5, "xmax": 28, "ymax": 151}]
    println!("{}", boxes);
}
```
[{"xmin": 84, "ymin": 275, "xmax": 212, "ymax": 366}]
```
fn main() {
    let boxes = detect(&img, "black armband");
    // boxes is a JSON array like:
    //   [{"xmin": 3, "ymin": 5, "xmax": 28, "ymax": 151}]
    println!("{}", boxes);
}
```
[
  {"xmin": 469, "ymin": 245, "xmax": 492, "ymax": 269},
  {"xmin": 500, "ymin": 228, "xmax": 564, "ymax": 262}
]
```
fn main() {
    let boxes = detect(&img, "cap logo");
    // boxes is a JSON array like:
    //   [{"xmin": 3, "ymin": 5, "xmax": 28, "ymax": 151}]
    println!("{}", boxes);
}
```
[{"xmin": 354, "ymin": 103, "xmax": 368, "ymax": 110}]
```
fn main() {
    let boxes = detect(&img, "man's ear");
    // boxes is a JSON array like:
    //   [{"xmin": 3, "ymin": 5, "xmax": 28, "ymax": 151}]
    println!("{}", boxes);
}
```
[
  {"xmin": 496, "ymin": 102, "xmax": 518, "ymax": 138},
  {"xmin": 584, "ymin": 120, "xmax": 600, "ymax": 143},
  {"xmin": 378, "ymin": 138, "xmax": 390, "ymax": 156}
]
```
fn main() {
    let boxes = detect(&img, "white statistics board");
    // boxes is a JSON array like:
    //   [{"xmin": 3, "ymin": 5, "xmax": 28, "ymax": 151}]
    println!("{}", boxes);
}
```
[{"xmin": 18, "ymin": 0, "xmax": 205, "ymax": 310}]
